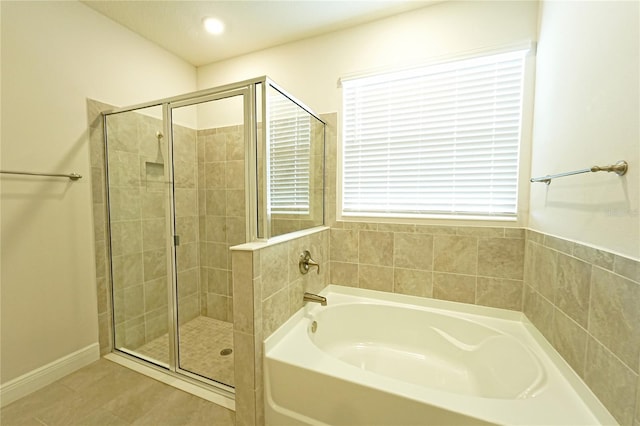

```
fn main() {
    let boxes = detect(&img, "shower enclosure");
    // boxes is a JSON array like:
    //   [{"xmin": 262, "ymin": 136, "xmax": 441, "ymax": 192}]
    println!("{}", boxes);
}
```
[{"xmin": 101, "ymin": 77, "xmax": 325, "ymax": 396}]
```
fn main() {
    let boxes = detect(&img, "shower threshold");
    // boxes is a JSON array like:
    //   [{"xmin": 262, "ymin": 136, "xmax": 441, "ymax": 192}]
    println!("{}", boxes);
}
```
[{"xmin": 104, "ymin": 353, "xmax": 235, "ymax": 411}]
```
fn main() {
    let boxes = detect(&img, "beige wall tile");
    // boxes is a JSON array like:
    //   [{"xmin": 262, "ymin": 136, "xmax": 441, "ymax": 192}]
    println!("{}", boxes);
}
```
[
  {"xmin": 205, "ymin": 215, "xmax": 227, "ymax": 242},
  {"xmin": 330, "ymin": 228, "xmax": 358, "ymax": 262},
  {"xmin": 526, "ymin": 229, "xmax": 544, "ymax": 244},
  {"xmin": 359, "ymin": 264, "xmax": 393, "ymax": 292},
  {"xmin": 504, "ymin": 228, "xmax": 525, "ymax": 239},
  {"xmin": 476, "ymin": 277, "xmax": 522, "ymax": 311},
  {"xmin": 433, "ymin": 235, "xmax": 478, "ymax": 274},
  {"xmin": 260, "ymin": 242, "xmax": 289, "ymax": 299},
  {"xmin": 288, "ymin": 278, "xmax": 305, "ymax": 314},
  {"xmin": 206, "ymin": 294, "xmax": 229, "ymax": 321},
  {"xmin": 232, "ymin": 252, "xmax": 255, "ymax": 334},
  {"xmin": 377, "ymin": 223, "xmax": 416, "ymax": 233},
  {"xmin": 551, "ymin": 309, "xmax": 587, "ymax": 376},
  {"xmin": 205, "ymin": 162, "xmax": 226, "ymax": 188},
  {"xmin": 523, "ymin": 285, "xmax": 553, "ymax": 342},
  {"xmin": 226, "ymin": 189, "xmax": 245, "ymax": 217},
  {"xmin": 555, "ymin": 253, "xmax": 591, "ymax": 327},
  {"xmin": 544, "ymin": 234, "xmax": 573, "ymax": 255},
  {"xmin": 433, "ymin": 272, "xmax": 475, "ymax": 304},
  {"xmin": 330, "ymin": 261, "xmax": 358, "ymax": 287},
  {"xmin": 141, "ymin": 191, "xmax": 165, "ymax": 219},
  {"xmin": 109, "ymin": 187, "xmax": 141, "ymax": 221},
  {"xmin": 527, "ymin": 242, "xmax": 557, "ymax": 301},
  {"xmin": 455, "ymin": 227, "xmax": 504, "ymax": 237},
  {"xmin": 205, "ymin": 243, "xmax": 228, "ymax": 269},
  {"xmin": 176, "ymin": 242, "xmax": 198, "ymax": 272},
  {"xmin": 173, "ymin": 159, "xmax": 196, "ymax": 189},
  {"xmin": 174, "ymin": 189, "xmax": 197, "ymax": 217},
  {"xmin": 573, "ymin": 243, "xmax": 615, "ymax": 271},
  {"xmin": 176, "ymin": 216, "xmax": 198, "ymax": 244},
  {"xmin": 205, "ymin": 135, "xmax": 227, "ymax": 162},
  {"xmin": 112, "ymin": 253, "xmax": 143, "ymax": 289},
  {"xmin": 208, "ymin": 268, "xmax": 229, "ymax": 295},
  {"xmin": 394, "ymin": 268, "xmax": 432, "ymax": 297},
  {"xmin": 416, "ymin": 225, "xmax": 456, "ymax": 235},
  {"xmin": 393, "ymin": 233, "xmax": 433, "ymax": 271},
  {"xmin": 589, "ymin": 267, "xmax": 640, "ymax": 372},
  {"xmin": 143, "ymin": 248, "xmax": 166, "ymax": 281},
  {"xmin": 359, "ymin": 231, "xmax": 393, "ymax": 266},
  {"xmin": 234, "ymin": 330, "xmax": 257, "ymax": 426},
  {"xmin": 206, "ymin": 189, "xmax": 226, "ymax": 216},
  {"xmin": 615, "ymin": 256, "xmax": 640, "ymax": 283},
  {"xmin": 225, "ymin": 160, "xmax": 244, "ymax": 190},
  {"xmin": 226, "ymin": 216, "xmax": 246, "ymax": 246},
  {"xmin": 477, "ymin": 237, "xmax": 524, "ymax": 280},
  {"xmin": 142, "ymin": 218, "xmax": 166, "ymax": 251},
  {"xmin": 177, "ymin": 268, "xmax": 199, "ymax": 298},
  {"xmin": 584, "ymin": 337, "xmax": 638, "ymax": 426},
  {"xmin": 263, "ymin": 288, "xmax": 289, "ymax": 337},
  {"xmin": 144, "ymin": 277, "xmax": 168, "ymax": 312},
  {"xmin": 225, "ymin": 131, "xmax": 244, "ymax": 161},
  {"xmin": 111, "ymin": 221, "xmax": 143, "ymax": 256}
]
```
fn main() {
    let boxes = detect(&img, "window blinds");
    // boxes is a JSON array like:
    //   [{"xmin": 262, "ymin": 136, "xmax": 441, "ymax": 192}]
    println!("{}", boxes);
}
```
[
  {"xmin": 342, "ymin": 50, "xmax": 527, "ymax": 217},
  {"xmin": 269, "ymin": 95, "xmax": 311, "ymax": 214}
]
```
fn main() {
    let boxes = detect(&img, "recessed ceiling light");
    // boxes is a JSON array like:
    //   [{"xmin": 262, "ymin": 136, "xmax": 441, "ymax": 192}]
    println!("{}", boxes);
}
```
[{"xmin": 203, "ymin": 17, "xmax": 224, "ymax": 35}]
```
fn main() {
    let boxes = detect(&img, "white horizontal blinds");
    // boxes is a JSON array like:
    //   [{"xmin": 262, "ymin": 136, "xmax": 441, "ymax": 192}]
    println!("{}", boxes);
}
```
[
  {"xmin": 342, "ymin": 50, "xmax": 526, "ymax": 217},
  {"xmin": 269, "ymin": 94, "xmax": 311, "ymax": 214}
]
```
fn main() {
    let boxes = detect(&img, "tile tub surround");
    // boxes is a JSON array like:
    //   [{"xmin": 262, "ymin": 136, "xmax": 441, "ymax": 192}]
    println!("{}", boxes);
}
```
[
  {"xmin": 328, "ymin": 222, "xmax": 639, "ymax": 425},
  {"xmin": 231, "ymin": 227, "xmax": 330, "ymax": 426},
  {"xmin": 329, "ymin": 222, "xmax": 526, "ymax": 311},
  {"xmin": 523, "ymin": 230, "xmax": 640, "ymax": 426}
]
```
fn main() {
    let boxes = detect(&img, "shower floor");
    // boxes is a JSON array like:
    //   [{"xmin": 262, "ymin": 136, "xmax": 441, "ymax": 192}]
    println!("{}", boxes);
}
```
[{"xmin": 133, "ymin": 316, "xmax": 234, "ymax": 387}]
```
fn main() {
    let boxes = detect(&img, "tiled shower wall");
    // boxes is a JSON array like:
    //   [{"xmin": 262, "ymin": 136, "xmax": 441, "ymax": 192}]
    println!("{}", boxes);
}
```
[{"xmin": 196, "ymin": 125, "xmax": 245, "ymax": 322}]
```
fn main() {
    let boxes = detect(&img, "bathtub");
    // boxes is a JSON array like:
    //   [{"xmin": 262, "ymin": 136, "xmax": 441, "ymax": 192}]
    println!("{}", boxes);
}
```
[{"xmin": 264, "ymin": 285, "xmax": 615, "ymax": 425}]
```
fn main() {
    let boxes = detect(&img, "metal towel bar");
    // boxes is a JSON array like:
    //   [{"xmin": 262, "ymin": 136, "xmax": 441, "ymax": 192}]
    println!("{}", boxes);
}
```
[
  {"xmin": 0, "ymin": 170, "xmax": 82, "ymax": 181},
  {"xmin": 530, "ymin": 160, "xmax": 628, "ymax": 185}
]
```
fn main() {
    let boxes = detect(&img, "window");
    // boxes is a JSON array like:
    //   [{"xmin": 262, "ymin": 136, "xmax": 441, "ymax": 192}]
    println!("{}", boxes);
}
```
[
  {"xmin": 342, "ymin": 49, "xmax": 528, "ymax": 219},
  {"xmin": 269, "ymin": 93, "xmax": 311, "ymax": 214}
]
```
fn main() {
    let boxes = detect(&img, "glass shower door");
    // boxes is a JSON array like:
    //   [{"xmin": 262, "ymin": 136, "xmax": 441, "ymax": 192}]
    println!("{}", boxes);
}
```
[
  {"xmin": 170, "ymin": 91, "xmax": 248, "ymax": 388},
  {"xmin": 105, "ymin": 104, "xmax": 172, "ymax": 368}
]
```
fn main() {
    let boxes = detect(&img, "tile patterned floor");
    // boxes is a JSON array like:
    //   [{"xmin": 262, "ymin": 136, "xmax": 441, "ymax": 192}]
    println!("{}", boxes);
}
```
[
  {"xmin": 0, "ymin": 359, "xmax": 235, "ymax": 426},
  {"xmin": 134, "ymin": 316, "xmax": 234, "ymax": 387}
]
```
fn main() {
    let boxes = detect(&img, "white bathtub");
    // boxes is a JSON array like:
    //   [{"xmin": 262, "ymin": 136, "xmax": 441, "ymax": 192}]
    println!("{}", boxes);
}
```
[{"xmin": 264, "ymin": 285, "xmax": 616, "ymax": 425}]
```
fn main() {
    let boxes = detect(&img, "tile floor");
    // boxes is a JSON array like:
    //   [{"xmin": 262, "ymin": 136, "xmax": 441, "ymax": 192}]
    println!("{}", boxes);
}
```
[
  {"xmin": 0, "ymin": 359, "xmax": 235, "ymax": 426},
  {"xmin": 134, "ymin": 317, "xmax": 234, "ymax": 387}
]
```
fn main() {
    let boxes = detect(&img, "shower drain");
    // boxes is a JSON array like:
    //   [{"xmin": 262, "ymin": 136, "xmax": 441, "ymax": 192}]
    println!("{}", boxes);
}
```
[{"xmin": 220, "ymin": 348, "xmax": 233, "ymax": 356}]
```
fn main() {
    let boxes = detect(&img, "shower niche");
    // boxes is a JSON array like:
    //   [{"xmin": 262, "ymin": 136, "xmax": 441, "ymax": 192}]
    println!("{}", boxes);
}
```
[{"xmin": 101, "ymin": 78, "xmax": 325, "ymax": 395}]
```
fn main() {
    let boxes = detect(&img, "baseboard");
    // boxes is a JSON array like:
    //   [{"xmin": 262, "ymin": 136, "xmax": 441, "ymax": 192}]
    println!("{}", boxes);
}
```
[{"xmin": 0, "ymin": 343, "xmax": 100, "ymax": 407}]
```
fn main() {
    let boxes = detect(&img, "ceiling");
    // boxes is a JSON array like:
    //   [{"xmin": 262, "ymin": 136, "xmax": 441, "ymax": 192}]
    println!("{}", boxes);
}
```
[{"xmin": 81, "ymin": 0, "xmax": 437, "ymax": 67}]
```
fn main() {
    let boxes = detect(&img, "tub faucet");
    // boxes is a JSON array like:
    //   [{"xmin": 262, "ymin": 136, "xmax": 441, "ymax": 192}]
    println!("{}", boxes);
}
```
[
  {"xmin": 299, "ymin": 250, "xmax": 320, "ymax": 275},
  {"xmin": 303, "ymin": 292, "xmax": 327, "ymax": 306}
]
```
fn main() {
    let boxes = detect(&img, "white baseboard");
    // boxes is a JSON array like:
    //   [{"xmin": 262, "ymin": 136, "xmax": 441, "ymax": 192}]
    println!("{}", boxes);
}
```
[{"xmin": 0, "ymin": 343, "xmax": 100, "ymax": 407}]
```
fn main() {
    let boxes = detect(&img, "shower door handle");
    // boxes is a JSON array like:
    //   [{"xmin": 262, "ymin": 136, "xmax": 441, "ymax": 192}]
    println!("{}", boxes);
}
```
[{"xmin": 174, "ymin": 235, "xmax": 180, "ymax": 246}]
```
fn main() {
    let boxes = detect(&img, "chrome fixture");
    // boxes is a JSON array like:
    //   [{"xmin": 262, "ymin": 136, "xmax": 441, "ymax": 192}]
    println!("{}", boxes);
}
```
[
  {"xmin": 299, "ymin": 250, "xmax": 320, "ymax": 275},
  {"xmin": 303, "ymin": 292, "xmax": 327, "ymax": 306},
  {"xmin": 0, "ymin": 170, "xmax": 82, "ymax": 181},
  {"xmin": 530, "ymin": 160, "xmax": 628, "ymax": 185}
]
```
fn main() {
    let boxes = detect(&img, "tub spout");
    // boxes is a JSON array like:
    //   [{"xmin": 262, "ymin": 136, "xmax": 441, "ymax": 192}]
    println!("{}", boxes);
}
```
[{"xmin": 303, "ymin": 292, "xmax": 327, "ymax": 306}]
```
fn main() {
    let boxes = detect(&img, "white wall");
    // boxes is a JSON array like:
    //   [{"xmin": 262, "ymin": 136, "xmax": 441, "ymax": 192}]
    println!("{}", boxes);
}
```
[
  {"xmin": 529, "ymin": 0, "xmax": 639, "ymax": 260},
  {"xmin": 197, "ymin": 0, "xmax": 539, "ymax": 227},
  {"xmin": 0, "ymin": 1, "xmax": 196, "ymax": 384}
]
